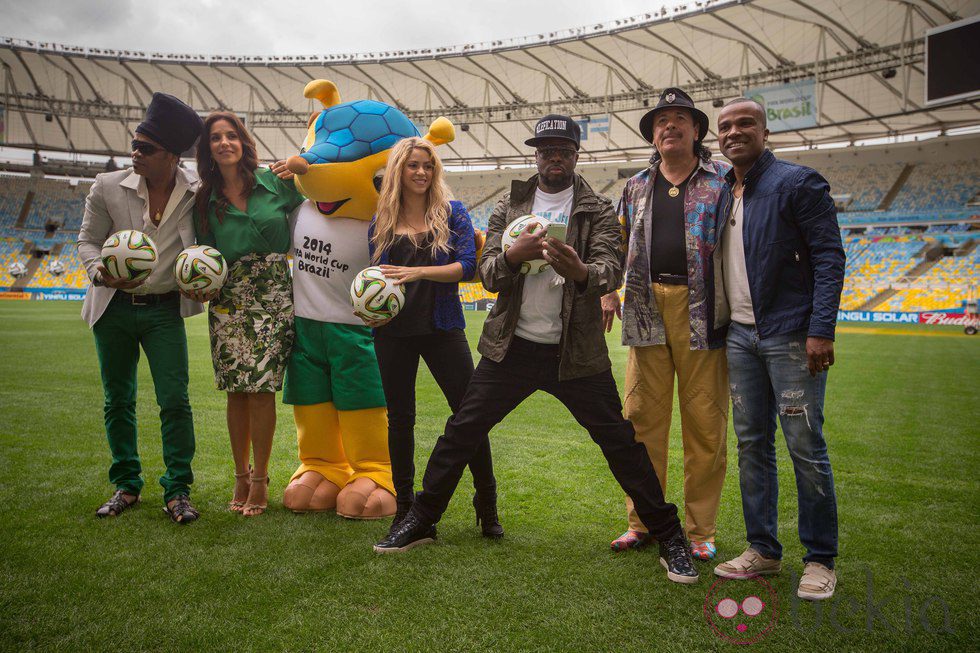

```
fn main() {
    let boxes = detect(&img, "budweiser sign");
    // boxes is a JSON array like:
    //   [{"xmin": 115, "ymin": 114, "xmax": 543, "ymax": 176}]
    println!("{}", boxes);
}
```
[{"xmin": 918, "ymin": 312, "xmax": 980, "ymax": 326}]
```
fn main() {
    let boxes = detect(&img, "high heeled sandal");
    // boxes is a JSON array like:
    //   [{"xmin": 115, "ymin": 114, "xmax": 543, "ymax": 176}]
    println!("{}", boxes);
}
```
[
  {"xmin": 228, "ymin": 466, "xmax": 251, "ymax": 513},
  {"xmin": 242, "ymin": 475, "xmax": 269, "ymax": 517}
]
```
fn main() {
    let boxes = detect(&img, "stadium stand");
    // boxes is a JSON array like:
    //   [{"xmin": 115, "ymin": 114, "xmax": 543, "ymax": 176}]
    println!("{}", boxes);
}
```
[
  {"xmin": 1, "ymin": 135, "xmax": 976, "ymax": 311},
  {"xmin": 823, "ymin": 162, "xmax": 905, "ymax": 211},
  {"xmin": 0, "ymin": 238, "xmax": 31, "ymax": 288}
]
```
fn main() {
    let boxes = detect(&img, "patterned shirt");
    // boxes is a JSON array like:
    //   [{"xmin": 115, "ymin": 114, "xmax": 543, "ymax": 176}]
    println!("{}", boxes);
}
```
[{"xmin": 619, "ymin": 158, "xmax": 731, "ymax": 349}]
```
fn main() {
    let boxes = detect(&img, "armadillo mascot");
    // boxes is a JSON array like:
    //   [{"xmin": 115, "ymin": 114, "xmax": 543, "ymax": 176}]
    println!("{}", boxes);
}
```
[{"xmin": 282, "ymin": 79, "xmax": 455, "ymax": 518}]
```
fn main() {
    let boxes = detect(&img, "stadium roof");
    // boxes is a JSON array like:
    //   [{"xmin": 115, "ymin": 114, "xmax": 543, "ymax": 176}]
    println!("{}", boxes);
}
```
[{"xmin": 1, "ymin": 0, "xmax": 978, "ymax": 166}]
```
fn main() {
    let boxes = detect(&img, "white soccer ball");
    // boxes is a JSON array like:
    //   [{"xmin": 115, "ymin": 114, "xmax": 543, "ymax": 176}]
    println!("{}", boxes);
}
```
[
  {"xmin": 8, "ymin": 261, "xmax": 28, "ymax": 278},
  {"xmin": 101, "ymin": 230, "xmax": 158, "ymax": 284},
  {"xmin": 47, "ymin": 259, "xmax": 66, "ymax": 276},
  {"xmin": 174, "ymin": 245, "xmax": 228, "ymax": 292},
  {"xmin": 350, "ymin": 266, "xmax": 406, "ymax": 322},
  {"xmin": 501, "ymin": 214, "xmax": 552, "ymax": 274}
]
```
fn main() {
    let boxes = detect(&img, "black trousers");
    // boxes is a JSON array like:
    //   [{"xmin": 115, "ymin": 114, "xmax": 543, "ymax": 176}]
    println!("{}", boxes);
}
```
[
  {"xmin": 374, "ymin": 329, "xmax": 496, "ymax": 506},
  {"xmin": 413, "ymin": 336, "xmax": 682, "ymax": 541}
]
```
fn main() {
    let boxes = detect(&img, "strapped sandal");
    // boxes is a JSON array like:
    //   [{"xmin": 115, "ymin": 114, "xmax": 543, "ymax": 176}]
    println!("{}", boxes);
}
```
[
  {"xmin": 229, "ymin": 466, "xmax": 252, "ymax": 513},
  {"xmin": 610, "ymin": 529, "xmax": 652, "ymax": 552},
  {"xmin": 163, "ymin": 495, "xmax": 200, "ymax": 524},
  {"xmin": 242, "ymin": 475, "xmax": 270, "ymax": 518},
  {"xmin": 96, "ymin": 490, "xmax": 140, "ymax": 518}
]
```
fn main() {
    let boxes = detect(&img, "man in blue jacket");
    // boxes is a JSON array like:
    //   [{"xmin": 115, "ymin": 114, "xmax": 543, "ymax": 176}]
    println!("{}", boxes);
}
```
[{"xmin": 711, "ymin": 98, "xmax": 845, "ymax": 601}]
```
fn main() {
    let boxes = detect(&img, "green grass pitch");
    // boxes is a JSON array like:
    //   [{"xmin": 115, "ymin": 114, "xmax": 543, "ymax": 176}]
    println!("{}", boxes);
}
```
[{"xmin": 0, "ymin": 301, "xmax": 976, "ymax": 651}]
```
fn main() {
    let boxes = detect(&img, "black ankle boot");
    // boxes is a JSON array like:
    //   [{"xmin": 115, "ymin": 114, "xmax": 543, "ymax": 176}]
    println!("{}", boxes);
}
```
[
  {"xmin": 473, "ymin": 492, "xmax": 504, "ymax": 539},
  {"xmin": 389, "ymin": 500, "xmax": 413, "ymax": 535}
]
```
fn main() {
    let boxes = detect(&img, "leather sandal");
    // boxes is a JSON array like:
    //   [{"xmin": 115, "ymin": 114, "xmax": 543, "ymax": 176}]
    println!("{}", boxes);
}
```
[
  {"xmin": 229, "ymin": 466, "xmax": 252, "ymax": 513},
  {"xmin": 243, "ymin": 475, "xmax": 269, "ymax": 517},
  {"xmin": 96, "ymin": 489, "xmax": 139, "ymax": 518},
  {"xmin": 163, "ymin": 495, "xmax": 200, "ymax": 524}
]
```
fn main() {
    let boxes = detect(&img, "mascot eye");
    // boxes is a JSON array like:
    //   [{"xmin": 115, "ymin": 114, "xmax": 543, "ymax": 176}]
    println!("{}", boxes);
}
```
[
  {"xmin": 372, "ymin": 166, "xmax": 386, "ymax": 192},
  {"xmin": 300, "ymin": 146, "xmax": 308, "ymax": 154}
]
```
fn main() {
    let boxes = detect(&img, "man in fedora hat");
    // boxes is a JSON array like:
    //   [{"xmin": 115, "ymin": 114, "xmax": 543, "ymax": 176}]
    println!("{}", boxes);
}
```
[
  {"xmin": 602, "ymin": 88, "xmax": 731, "ymax": 561},
  {"xmin": 77, "ymin": 92, "xmax": 205, "ymax": 524},
  {"xmin": 374, "ymin": 114, "xmax": 699, "ymax": 585}
]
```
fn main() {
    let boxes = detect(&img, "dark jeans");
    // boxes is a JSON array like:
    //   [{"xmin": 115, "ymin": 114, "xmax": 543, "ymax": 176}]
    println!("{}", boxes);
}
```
[
  {"xmin": 92, "ymin": 295, "xmax": 195, "ymax": 502},
  {"xmin": 374, "ymin": 329, "xmax": 496, "ymax": 506},
  {"xmin": 727, "ymin": 322, "xmax": 838, "ymax": 568},
  {"xmin": 413, "ymin": 336, "xmax": 682, "ymax": 540}
]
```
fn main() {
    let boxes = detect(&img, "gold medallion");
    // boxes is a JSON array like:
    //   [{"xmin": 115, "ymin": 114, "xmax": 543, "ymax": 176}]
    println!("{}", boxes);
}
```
[{"xmin": 668, "ymin": 187, "xmax": 680, "ymax": 198}]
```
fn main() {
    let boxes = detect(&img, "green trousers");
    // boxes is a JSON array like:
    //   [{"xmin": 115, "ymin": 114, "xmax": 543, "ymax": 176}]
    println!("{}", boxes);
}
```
[{"xmin": 92, "ymin": 295, "xmax": 195, "ymax": 502}]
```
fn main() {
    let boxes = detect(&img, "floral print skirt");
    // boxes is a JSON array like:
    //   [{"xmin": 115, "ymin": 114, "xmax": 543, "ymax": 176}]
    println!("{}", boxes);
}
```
[{"xmin": 208, "ymin": 253, "xmax": 294, "ymax": 393}]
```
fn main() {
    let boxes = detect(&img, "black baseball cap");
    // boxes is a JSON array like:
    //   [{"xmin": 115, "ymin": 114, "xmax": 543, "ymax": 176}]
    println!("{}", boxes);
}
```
[
  {"xmin": 638, "ymin": 87, "xmax": 709, "ymax": 144},
  {"xmin": 525, "ymin": 114, "xmax": 581, "ymax": 150}
]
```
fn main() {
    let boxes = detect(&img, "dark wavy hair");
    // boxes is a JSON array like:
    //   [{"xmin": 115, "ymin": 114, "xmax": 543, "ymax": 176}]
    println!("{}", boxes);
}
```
[{"xmin": 194, "ymin": 111, "xmax": 258, "ymax": 233}]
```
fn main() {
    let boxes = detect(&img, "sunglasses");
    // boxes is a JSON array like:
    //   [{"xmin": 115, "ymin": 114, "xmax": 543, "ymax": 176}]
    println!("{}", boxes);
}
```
[
  {"xmin": 536, "ymin": 146, "xmax": 577, "ymax": 160},
  {"xmin": 131, "ymin": 140, "xmax": 164, "ymax": 156}
]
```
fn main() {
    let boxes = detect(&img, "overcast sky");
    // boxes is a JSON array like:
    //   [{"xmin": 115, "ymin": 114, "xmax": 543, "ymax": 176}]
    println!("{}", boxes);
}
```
[{"xmin": 1, "ymin": 0, "xmax": 683, "ymax": 55}]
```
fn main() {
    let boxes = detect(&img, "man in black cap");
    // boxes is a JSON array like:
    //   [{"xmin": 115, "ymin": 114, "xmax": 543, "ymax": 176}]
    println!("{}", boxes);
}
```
[
  {"xmin": 77, "ymin": 92, "xmax": 205, "ymax": 523},
  {"xmin": 374, "ymin": 115, "xmax": 699, "ymax": 586},
  {"xmin": 602, "ymin": 88, "xmax": 731, "ymax": 562}
]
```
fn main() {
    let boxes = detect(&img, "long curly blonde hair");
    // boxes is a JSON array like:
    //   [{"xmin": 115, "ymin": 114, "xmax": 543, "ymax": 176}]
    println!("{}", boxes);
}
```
[{"xmin": 372, "ymin": 137, "xmax": 453, "ymax": 262}]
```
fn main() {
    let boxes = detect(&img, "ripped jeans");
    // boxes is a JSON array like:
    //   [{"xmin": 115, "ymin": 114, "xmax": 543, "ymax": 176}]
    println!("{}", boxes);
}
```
[{"xmin": 726, "ymin": 322, "xmax": 838, "ymax": 568}]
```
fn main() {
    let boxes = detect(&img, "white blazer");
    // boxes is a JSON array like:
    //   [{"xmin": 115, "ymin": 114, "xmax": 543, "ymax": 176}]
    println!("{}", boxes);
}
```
[{"xmin": 76, "ymin": 167, "xmax": 204, "ymax": 328}]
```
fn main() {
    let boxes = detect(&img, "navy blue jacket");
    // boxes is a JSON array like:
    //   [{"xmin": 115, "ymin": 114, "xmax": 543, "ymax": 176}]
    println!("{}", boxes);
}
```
[
  {"xmin": 368, "ymin": 200, "xmax": 476, "ymax": 332},
  {"xmin": 718, "ymin": 150, "xmax": 845, "ymax": 341}
]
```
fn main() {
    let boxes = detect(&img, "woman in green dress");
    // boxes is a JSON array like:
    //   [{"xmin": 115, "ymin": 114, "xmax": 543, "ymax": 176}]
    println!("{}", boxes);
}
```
[{"xmin": 193, "ymin": 112, "xmax": 305, "ymax": 516}]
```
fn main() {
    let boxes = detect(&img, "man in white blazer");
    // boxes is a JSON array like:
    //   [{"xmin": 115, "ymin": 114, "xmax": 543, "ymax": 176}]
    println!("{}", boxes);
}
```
[{"xmin": 77, "ymin": 92, "xmax": 205, "ymax": 523}]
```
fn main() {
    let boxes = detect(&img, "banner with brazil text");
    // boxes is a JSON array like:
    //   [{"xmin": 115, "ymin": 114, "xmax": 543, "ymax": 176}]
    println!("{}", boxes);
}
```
[{"xmin": 744, "ymin": 79, "xmax": 817, "ymax": 133}]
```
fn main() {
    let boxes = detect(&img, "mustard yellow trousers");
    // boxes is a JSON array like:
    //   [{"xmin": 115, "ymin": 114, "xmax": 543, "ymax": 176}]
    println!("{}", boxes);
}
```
[{"xmin": 623, "ymin": 283, "xmax": 728, "ymax": 542}]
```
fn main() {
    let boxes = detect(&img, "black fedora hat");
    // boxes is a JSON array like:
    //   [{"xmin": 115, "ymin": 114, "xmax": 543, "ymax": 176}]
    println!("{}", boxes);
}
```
[{"xmin": 638, "ymin": 87, "xmax": 709, "ymax": 144}]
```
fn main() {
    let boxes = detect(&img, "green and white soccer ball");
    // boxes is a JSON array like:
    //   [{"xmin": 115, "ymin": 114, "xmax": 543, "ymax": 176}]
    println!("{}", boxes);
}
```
[
  {"xmin": 101, "ymin": 230, "xmax": 158, "ymax": 284},
  {"xmin": 350, "ymin": 266, "xmax": 406, "ymax": 322},
  {"xmin": 501, "ymin": 214, "xmax": 552, "ymax": 274},
  {"xmin": 174, "ymin": 245, "xmax": 228, "ymax": 292}
]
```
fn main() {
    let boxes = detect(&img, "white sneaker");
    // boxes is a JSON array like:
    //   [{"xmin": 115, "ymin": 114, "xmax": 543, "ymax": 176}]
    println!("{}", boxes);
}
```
[
  {"xmin": 713, "ymin": 548, "xmax": 782, "ymax": 579},
  {"xmin": 797, "ymin": 562, "xmax": 837, "ymax": 600}
]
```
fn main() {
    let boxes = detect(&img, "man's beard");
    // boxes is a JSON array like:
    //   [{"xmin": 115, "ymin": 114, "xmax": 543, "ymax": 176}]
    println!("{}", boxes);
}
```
[{"xmin": 539, "ymin": 169, "xmax": 573, "ymax": 191}]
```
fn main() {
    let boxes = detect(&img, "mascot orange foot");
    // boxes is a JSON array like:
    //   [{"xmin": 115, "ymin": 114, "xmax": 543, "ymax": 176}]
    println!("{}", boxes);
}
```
[{"xmin": 283, "ymin": 403, "xmax": 396, "ymax": 519}]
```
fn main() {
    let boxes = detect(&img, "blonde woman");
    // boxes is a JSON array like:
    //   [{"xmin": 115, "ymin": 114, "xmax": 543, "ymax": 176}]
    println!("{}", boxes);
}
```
[{"xmin": 366, "ymin": 137, "xmax": 502, "ymax": 537}]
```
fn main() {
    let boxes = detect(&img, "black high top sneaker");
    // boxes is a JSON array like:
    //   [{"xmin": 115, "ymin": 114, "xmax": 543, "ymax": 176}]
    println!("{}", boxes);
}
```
[
  {"xmin": 659, "ymin": 531, "xmax": 700, "ymax": 584},
  {"xmin": 374, "ymin": 508, "xmax": 437, "ymax": 553}
]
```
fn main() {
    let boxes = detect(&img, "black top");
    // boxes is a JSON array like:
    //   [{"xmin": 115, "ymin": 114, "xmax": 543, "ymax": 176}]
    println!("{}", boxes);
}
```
[
  {"xmin": 648, "ymin": 169, "xmax": 691, "ymax": 279},
  {"xmin": 375, "ymin": 232, "xmax": 436, "ymax": 338}
]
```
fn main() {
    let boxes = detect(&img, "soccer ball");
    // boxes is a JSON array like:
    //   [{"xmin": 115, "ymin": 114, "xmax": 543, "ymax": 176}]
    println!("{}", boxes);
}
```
[
  {"xmin": 101, "ymin": 230, "xmax": 158, "ymax": 284},
  {"xmin": 8, "ymin": 261, "xmax": 28, "ymax": 278},
  {"xmin": 47, "ymin": 259, "xmax": 65, "ymax": 276},
  {"xmin": 173, "ymin": 245, "xmax": 228, "ymax": 292},
  {"xmin": 501, "ymin": 214, "xmax": 552, "ymax": 274},
  {"xmin": 350, "ymin": 266, "xmax": 406, "ymax": 322}
]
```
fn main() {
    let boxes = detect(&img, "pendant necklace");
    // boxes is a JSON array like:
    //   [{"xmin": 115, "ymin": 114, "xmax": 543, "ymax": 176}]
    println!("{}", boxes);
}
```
[
  {"xmin": 668, "ymin": 165, "xmax": 698, "ymax": 198},
  {"xmin": 729, "ymin": 187, "xmax": 743, "ymax": 227}
]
